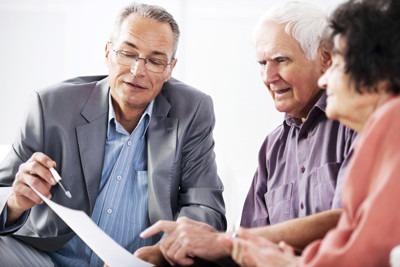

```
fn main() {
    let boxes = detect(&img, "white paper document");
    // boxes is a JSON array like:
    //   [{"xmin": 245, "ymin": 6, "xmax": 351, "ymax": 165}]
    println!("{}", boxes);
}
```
[{"xmin": 32, "ymin": 188, "xmax": 153, "ymax": 267}]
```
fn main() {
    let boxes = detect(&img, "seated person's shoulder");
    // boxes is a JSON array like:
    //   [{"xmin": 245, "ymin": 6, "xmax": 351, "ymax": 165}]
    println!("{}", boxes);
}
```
[
  {"xmin": 61, "ymin": 75, "xmax": 108, "ymax": 86},
  {"xmin": 38, "ymin": 75, "xmax": 107, "ymax": 98},
  {"xmin": 162, "ymin": 77, "xmax": 209, "ymax": 100}
]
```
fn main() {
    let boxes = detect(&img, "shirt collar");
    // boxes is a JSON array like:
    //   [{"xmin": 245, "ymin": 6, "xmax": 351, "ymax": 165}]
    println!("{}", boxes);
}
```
[
  {"xmin": 107, "ymin": 92, "xmax": 154, "ymax": 139},
  {"xmin": 284, "ymin": 91, "xmax": 327, "ymax": 127}
]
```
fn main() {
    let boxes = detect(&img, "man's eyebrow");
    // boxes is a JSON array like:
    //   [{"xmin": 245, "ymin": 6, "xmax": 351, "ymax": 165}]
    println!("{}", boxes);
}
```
[
  {"xmin": 121, "ymin": 41, "xmax": 138, "ymax": 50},
  {"xmin": 270, "ymin": 52, "xmax": 287, "ymax": 60},
  {"xmin": 121, "ymin": 41, "xmax": 168, "ymax": 57}
]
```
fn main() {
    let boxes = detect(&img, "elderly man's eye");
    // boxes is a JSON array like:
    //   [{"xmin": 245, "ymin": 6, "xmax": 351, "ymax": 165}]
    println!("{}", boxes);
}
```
[
  {"xmin": 275, "ymin": 57, "xmax": 289, "ymax": 64},
  {"xmin": 258, "ymin": 60, "xmax": 267, "ymax": 66}
]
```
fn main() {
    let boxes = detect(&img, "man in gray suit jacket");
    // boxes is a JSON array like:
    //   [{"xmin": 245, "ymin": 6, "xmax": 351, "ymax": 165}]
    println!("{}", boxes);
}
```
[{"xmin": 0, "ymin": 3, "xmax": 226, "ymax": 267}]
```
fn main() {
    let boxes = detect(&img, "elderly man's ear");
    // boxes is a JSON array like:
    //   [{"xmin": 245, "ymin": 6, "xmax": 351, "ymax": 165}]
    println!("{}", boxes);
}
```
[{"xmin": 319, "ymin": 40, "xmax": 332, "ymax": 73}]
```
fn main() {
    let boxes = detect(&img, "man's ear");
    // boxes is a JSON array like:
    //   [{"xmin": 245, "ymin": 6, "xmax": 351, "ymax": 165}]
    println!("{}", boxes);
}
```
[
  {"xmin": 319, "ymin": 40, "xmax": 332, "ymax": 73},
  {"xmin": 163, "ymin": 58, "xmax": 178, "ymax": 83},
  {"xmin": 105, "ymin": 42, "xmax": 111, "ymax": 67}
]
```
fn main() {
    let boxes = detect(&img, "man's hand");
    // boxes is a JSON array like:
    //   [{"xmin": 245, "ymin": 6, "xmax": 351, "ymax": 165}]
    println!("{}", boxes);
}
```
[
  {"xmin": 140, "ymin": 217, "xmax": 230, "ymax": 266},
  {"xmin": 135, "ymin": 244, "xmax": 170, "ymax": 267},
  {"xmin": 227, "ymin": 227, "xmax": 299, "ymax": 267},
  {"xmin": 6, "ymin": 152, "xmax": 56, "ymax": 226}
]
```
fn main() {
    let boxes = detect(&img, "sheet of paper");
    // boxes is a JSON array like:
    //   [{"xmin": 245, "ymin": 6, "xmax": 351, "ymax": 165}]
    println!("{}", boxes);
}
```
[{"xmin": 31, "ymin": 187, "xmax": 153, "ymax": 267}]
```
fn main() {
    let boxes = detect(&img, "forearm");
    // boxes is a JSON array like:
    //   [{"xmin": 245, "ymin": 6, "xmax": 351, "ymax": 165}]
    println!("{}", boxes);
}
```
[
  {"xmin": 248, "ymin": 209, "xmax": 342, "ymax": 250},
  {"xmin": 179, "ymin": 204, "xmax": 226, "ymax": 231}
]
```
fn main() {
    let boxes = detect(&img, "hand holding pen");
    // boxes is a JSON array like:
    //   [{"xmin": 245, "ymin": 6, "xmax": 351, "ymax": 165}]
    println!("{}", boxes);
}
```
[{"xmin": 6, "ymin": 152, "xmax": 71, "ymax": 225}]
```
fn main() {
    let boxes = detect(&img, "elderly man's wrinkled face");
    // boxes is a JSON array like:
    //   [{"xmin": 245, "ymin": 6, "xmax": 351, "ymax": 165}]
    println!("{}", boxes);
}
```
[
  {"xmin": 255, "ymin": 22, "xmax": 327, "ymax": 119},
  {"xmin": 105, "ymin": 13, "xmax": 177, "ymax": 114}
]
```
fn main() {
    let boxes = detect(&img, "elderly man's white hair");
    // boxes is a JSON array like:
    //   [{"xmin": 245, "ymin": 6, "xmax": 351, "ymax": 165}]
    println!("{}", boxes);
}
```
[{"xmin": 253, "ymin": 0, "xmax": 328, "ymax": 60}]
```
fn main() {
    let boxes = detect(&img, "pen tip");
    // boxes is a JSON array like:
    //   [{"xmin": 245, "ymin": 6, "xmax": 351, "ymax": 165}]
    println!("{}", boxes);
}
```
[{"xmin": 65, "ymin": 191, "xmax": 72, "ymax": 198}]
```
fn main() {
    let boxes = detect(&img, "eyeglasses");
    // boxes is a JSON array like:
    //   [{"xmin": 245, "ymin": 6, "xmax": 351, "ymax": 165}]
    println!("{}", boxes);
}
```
[{"xmin": 109, "ymin": 43, "xmax": 173, "ymax": 73}]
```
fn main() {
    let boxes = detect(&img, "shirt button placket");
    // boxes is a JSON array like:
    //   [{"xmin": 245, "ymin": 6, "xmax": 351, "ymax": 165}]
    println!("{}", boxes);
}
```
[{"xmin": 300, "ymin": 166, "xmax": 306, "ymax": 215}]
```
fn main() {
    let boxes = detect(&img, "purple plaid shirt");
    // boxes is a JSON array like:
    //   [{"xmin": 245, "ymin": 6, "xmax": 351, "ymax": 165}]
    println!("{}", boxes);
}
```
[{"xmin": 241, "ymin": 92, "xmax": 357, "ymax": 227}]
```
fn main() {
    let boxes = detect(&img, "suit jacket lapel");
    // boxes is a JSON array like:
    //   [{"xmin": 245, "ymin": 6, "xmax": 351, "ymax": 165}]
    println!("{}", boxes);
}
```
[
  {"xmin": 147, "ymin": 91, "xmax": 178, "ymax": 223},
  {"xmin": 76, "ymin": 77, "xmax": 109, "ymax": 213}
]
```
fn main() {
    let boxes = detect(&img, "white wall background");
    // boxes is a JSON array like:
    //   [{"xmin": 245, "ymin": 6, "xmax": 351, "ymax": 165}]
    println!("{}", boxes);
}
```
[{"xmin": 0, "ymin": 0, "xmax": 343, "ymax": 228}]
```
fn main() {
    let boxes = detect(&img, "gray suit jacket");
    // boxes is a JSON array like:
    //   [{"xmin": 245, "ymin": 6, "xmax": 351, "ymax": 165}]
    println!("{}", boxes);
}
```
[{"xmin": 0, "ymin": 75, "xmax": 226, "ymax": 251}]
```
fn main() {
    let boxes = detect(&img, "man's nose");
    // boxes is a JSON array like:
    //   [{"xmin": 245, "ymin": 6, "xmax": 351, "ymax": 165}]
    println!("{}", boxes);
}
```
[
  {"xmin": 130, "ymin": 58, "xmax": 147, "ymax": 75},
  {"xmin": 263, "ymin": 63, "xmax": 280, "ymax": 84}
]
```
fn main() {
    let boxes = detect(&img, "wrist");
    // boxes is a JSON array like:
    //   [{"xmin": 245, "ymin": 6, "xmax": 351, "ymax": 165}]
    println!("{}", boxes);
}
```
[{"xmin": 5, "ymin": 195, "xmax": 27, "ymax": 226}]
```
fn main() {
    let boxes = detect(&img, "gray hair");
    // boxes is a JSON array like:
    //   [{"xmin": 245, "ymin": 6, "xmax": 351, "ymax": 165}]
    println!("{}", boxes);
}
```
[
  {"xmin": 110, "ymin": 2, "xmax": 180, "ymax": 58},
  {"xmin": 253, "ymin": 0, "xmax": 328, "ymax": 60}
]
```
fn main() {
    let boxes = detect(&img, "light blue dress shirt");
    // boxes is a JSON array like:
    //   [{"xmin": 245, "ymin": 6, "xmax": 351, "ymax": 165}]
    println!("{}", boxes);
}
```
[{"xmin": 49, "ymin": 94, "xmax": 159, "ymax": 266}]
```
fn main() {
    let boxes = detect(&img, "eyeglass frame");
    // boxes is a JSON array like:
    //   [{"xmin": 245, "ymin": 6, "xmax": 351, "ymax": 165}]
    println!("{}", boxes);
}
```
[{"xmin": 108, "ymin": 42, "xmax": 174, "ymax": 73}]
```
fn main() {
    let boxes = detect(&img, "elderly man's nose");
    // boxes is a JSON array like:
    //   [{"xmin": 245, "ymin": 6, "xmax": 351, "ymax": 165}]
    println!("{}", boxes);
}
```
[{"xmin": 263, "ymin": 63, "xmax": 280, "ymax": 84}]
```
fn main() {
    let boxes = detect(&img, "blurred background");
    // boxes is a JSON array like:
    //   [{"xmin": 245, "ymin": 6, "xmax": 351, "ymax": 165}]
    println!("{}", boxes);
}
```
[{"xmin": 0, "ymin": 0, "xmax": 343, "ymax": 228}]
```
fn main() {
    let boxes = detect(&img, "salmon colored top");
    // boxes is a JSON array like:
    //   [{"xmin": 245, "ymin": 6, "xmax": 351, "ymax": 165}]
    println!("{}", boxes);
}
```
[{"xmin": 301, "ymin": 96, "xmax": 400, "ymax": 267}]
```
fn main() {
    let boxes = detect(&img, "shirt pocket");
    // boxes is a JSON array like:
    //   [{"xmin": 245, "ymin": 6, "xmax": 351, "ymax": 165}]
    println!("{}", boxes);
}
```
[
  {"xmin": 264, "ymin": 183, "xmax": 293, "ymax": 224},
  {"xmin": 310, "ymin": 162, "xmax": 341, "ymax": 213}
]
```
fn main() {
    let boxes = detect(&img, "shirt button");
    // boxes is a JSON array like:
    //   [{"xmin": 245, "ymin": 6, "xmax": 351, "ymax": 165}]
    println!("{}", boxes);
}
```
[
  {"xmin": 127, "ymin": 140, "xmax": 132, "ymax": 146},
  {"xmin": 116, "ymin": 175, "xmax": 122, "ymax": 181},
  {"xmin": 300, "ymin": 202, "xmax": 304, "ymax": 209},
  {"xmin": 301, "ymin": 166, "xmax": 305, "ymax": 173},
  {"xmin": 107, "ymin": 208, "xmax": 112, "ymax": 214}
]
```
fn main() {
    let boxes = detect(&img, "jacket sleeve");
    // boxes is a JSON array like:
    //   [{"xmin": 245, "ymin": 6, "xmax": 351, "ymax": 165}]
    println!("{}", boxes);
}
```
[
  {"xmin": 177, "ymin": 94, "xmax": 226, "ymax": 231},
  {"xmin": 0, "ymin": 91, "xmax": 44, "ymax": 233}
]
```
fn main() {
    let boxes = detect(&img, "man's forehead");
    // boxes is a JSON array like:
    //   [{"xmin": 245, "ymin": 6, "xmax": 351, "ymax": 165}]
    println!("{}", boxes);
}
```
[
  {"xmin": 115, "ymin": 14, "xmax": 175, "ymax": 57},
  {"xmin": 120, "ymin": 14, "xmax": 174, "ymax": 41},
  {"xmin": 255, "ymin": 23, "xmax": 301, "ymax": 59}
]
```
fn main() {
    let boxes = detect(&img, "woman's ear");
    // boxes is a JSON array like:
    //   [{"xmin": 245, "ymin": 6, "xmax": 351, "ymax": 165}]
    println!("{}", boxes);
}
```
[{"xmin": 319, "ymin": 40, "xmax": 332, "ymax": 73}]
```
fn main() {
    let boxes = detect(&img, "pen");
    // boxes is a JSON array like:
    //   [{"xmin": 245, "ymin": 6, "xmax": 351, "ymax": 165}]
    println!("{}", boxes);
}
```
[{"xmin": 49, "ymin": 167, "xmax": 72, "ymax": 199}]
